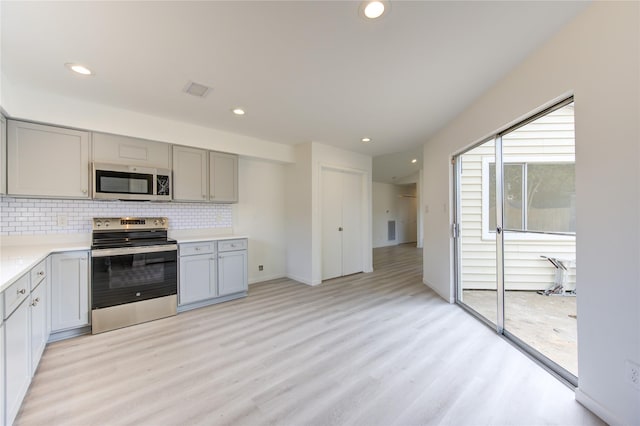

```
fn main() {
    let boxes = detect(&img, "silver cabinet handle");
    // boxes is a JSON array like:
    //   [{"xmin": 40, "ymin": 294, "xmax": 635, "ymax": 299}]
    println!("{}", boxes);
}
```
[
  {"xmin": 31, "ymin": 297, "xmax": 40, "ymax": 307},
  {"xmin": 18, "ymin": 288, "xmax": 26, "ymax": 295},
  {"xmin": 82, "ymin": 189, "xmax": 88, "ymax": 193}
]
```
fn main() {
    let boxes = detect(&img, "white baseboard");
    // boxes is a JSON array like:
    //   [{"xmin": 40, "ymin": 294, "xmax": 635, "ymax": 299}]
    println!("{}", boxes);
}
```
[
  {"xmin": 423, "ymin": 278, "xmax": 454, "ymax": 303},
  {"xmin": 248, "ymin": 273, "xmax": 286, "ymax": 285},
  {"xmin": 575, "ymin": 388, "xmax": 623, "ymax": 426},
  {"xmin": 286, "ymin": 273, "xmax": 315, "ymax": 286}
]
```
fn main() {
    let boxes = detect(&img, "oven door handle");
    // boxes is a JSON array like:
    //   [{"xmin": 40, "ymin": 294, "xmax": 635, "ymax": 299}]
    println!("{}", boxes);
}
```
[{"xmin": 91, "ymin": 244, "xmax": 178, "ymax": 257}]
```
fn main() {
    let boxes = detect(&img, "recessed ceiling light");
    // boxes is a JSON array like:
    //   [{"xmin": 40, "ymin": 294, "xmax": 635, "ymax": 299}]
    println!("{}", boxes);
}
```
[
  {"xmin": 411, "ymin": 158, "xmax": 417, "ymax": 163},
  {"xmin": 65, "ymin": 63, "xmax": 93, "ymax": 76},
  {"xmin": 361, "ymin": 137, "xmax": 371, "ymax": 143},
  {"xmin": 363, "ymin": 1, "xmax": 386, "ymax": 19},
  {"xmin": 232, "ymin": 108, "xmax": 246, "ymax": 116}
]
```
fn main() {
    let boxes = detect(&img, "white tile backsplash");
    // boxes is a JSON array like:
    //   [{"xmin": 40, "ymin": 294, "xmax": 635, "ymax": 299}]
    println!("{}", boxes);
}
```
[{"xmin": 0, "ymin": 196, "xmax": 232, "ymax": 236}]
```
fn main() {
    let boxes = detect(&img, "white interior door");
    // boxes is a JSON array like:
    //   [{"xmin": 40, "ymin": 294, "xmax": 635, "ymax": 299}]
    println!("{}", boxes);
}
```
[
  {"xmin": 322, "ymin": 168, "xmax": 363, "ymax": 280},
  {"xmin": 322, "ymin": 169, "xmax": 344, "ymax": 280},
  {"xmin": 341, "ymin": 171, "xmax": 363, "ymax": 275}
]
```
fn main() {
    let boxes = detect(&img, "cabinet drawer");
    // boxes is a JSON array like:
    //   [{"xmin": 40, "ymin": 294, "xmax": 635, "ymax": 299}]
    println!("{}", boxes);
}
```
[
  {"xmin": 218, "ymin": 239, "xmax": 247, "ymax": 252},
  {"xmin": 180, "ymin": 241, "xmax": 216, "ymax": 256},
  {"xmin": 30, "ymin": 258, "xmax": 47, "ymax": 290},
  {"xmin": 4, "ymin": 274, "xmax": 30, "ymax": 319}
]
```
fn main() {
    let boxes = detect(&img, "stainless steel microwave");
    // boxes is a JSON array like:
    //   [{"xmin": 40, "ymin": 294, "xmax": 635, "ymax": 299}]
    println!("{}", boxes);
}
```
[{"xmin": 93, "ymin": 163, "xmax": 171, "ymax": 201}]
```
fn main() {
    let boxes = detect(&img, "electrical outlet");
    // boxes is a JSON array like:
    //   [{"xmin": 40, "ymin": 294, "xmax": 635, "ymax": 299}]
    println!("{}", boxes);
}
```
[
  {"xmin": 626, "ymin": 360, "xmax": 640, "ymax": 389},
  {"xmin": 258, "ymin": 265, "xmax": 264, "ymax": 271},
  {"xmin": 57, "ymin": 215, "xmax": 68, "ymax": 227}
]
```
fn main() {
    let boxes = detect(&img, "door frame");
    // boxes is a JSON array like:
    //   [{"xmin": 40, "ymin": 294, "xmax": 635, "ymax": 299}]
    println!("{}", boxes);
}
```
[
  {"xmin": 452, "ymin": 96, "xmax": 577, "ymax": 387},
  {"xmin": 318, "ymin": 164, "xmax": 371, "ymax": 281}
]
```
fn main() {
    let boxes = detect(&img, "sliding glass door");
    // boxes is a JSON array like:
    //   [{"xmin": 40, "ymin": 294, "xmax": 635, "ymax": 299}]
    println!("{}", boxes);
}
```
[{"xmin": 454, "ymin": 98, "xmax": 577, "ymax": 383}]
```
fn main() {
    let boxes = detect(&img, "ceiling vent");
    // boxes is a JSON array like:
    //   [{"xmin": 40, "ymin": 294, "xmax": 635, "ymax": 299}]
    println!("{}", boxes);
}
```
[{"xmin": 183, "ymin": 81, "xmax": 211, "ymax": 98}]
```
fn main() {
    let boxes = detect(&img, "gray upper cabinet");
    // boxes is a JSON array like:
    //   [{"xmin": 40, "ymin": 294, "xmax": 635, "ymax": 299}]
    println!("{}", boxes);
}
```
[
  {"xmin": 1, "ymin": 114, "xmax": 6, "ymax": 195},
  {"xmin": 93, "ymin": 132, "xmax": 171, "ymax": 169},
  {"xmin": 173, "ymin": 145, "xmax": 238, "ymax": 203},
  {"xmin": 209, "ymin": 151, "xmax": 238, "ymax": 203},
  {"xmin": 172, "ymin": 146, "xmax": 208, "ymax": 202},
  {"xmin": 7, "ymin": 120, "xmax": 90, "ymax": 198}
]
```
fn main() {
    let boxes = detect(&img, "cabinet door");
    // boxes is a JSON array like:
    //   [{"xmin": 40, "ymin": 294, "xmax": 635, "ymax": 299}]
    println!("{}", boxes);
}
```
[
  {"xmin": 30, "ymin": 280, "xmax": 48, "ymax": 375},
  {"xmin": 7, "ymin": 120, "xmax": 90, "ymax": 198},
  {"xmin": 1, "ymin": 114, "xmax": 6, "ymax": 194},
  {"xmin": 209, "ymin": 152, "xmax": 238, "ymax": 203},
  {"xmin": 5, "ymin": 299, "xmax": 31, "ymax": 426},
  {"xmin": 218, "ymin": 250, "xmax": 248, "ymax": 296},
  {"xmin": 0, "ymin": 323, "xmax": 5, "ymax": 426},
  {"xmin": 93, "ymin": 133, "xmax": 170, "ymax": 169},
  {"xmin": 173, "ymin": 146, "xmax": 208, "ymax": 201},
  {"xmin": 51, "ymin": 252, "xmax": 89, "ymax": 332},
  {"xmin": 179, "ymin": 254, "xmax": 217, "ymax": 305}
]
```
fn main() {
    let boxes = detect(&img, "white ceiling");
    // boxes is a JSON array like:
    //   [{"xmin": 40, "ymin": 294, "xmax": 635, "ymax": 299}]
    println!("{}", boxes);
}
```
[{"xmin": 1, "ymin": 1, "xmax": 587, "ymax": 180}]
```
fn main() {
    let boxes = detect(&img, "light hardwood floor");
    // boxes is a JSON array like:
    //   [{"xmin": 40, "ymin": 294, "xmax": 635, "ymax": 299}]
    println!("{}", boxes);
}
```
[{"xmin": 16, "ymin": 244, "xmax": 602, "ymax": 426}]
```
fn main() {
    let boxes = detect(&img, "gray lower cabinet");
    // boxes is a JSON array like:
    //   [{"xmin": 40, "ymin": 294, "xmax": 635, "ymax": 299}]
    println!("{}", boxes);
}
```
[
  {"xmin": 178, "ymin": 239, "xmax": 247, "ymax": 311},
  {"xmin": 51, "ymin": 251, "xmax": 90, "ymax": 332},
  {"xmin": 179, "ymin": 243, "xmax": 217, "ymax": 306},
  {"xmin": 0, "ymin": 319, "xmax": 4, "ymax": 426},
  {"xmin": 5, "ymin": 297, "xmax": 30, "ymax": 426},
  {"xmin": 30, "ymin": 279, "xmax": 48, "ymax": 375},
  {"xmin": 218, "ymin": 250, "xmax": 248, "ymax": 296}
]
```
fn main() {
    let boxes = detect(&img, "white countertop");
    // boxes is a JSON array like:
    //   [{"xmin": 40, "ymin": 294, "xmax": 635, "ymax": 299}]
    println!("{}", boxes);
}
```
[
  {"xmin": 0, "ymin": 230, "xmax": 248, "ymax": 292},
  {"xmin": 0, "ymin": 237, "xmax": 91, "ymax": 293}
]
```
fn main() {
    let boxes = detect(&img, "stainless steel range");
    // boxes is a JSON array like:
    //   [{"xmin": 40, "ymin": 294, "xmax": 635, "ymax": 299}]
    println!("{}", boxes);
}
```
[{"xmin": 91, "ymin": 217, "xmax": 177, "ymax": 334}]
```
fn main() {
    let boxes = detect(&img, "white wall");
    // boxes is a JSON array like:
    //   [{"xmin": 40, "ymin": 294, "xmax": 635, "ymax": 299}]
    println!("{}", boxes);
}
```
[
  {"xmin": 233, "ymin": 157, "xmax": 287, "ymax": 284},
  {"xmin": 285, "ymin": 143, "xmax": 313, "ymax": 284},
  {"xmin": 372, "ymin": 182, "xmax": 398, "ymax": 248},
  {"xmin": 421, "ymin": 3, "xmax": 639, "ymax": 424},
  {"xmin": 1, "ymin": 79, "xmax": 294, "ymax": 163},
  {"xmin": 396, "ymin": 184, "xmax": 417, "ymax": 244},
  {"xmin": 373, "ymin": 182, "xmax": 417, "ymax": 248}
]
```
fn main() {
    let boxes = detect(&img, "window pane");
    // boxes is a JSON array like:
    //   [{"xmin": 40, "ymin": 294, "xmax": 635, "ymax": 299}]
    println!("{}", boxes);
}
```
[
  {"xmin": 526, "ymin": 163, "xmax": 575, "ymax": 232},
  {"xmin": 489, "ymin": 163, "xmax": 523, "ymax": 231}
]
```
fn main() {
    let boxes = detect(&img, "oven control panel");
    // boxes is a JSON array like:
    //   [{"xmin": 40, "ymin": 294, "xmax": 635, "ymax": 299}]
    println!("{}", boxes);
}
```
[{"xmin": 93, "ymin": 217, "xmax": 168, "ymax": 231}]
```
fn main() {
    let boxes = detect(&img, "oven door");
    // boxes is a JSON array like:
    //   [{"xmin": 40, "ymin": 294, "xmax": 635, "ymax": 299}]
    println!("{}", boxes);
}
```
[{"xmin": 91, "ymin": 245, "xmax": 177, "ymax": 309}]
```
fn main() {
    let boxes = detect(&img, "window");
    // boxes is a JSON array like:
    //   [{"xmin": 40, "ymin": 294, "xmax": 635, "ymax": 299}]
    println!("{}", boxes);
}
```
[{"xmin": 487, "ymin": 161, "xmax": 575, "ymax": 233}]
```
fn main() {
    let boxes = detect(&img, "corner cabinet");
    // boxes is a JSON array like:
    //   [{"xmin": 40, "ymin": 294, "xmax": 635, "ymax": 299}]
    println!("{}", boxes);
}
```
[
  {"xmin": 173, "ymin": 145, "xmax": 238, "ymax": 203},
  {"xmin": 7, "ymin": 120, "xmax": 90, "ymax": 198},
  {"xmin": 3, "ymin": 258, "xmax": 51, "ymax": 426},
  {"xmin": 50, "ymin": 251, "xmax": 90, "ymax": 333}
]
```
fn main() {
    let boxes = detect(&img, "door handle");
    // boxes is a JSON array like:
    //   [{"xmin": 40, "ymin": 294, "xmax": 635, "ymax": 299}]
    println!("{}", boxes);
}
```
[{"xmin": 496, "ymin": 227, "xmax": 502, "ymax": 235}]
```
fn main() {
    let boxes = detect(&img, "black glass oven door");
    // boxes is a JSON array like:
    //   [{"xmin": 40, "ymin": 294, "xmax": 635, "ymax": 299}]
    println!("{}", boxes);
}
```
[{"xmin": 91, "ymin": 247, "xmax": 177, "ymax": 309}]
